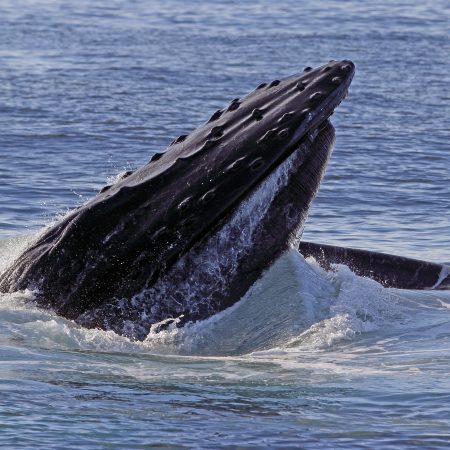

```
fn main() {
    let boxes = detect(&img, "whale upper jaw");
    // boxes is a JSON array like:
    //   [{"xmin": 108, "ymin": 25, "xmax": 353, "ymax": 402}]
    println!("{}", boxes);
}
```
[{"xmin": 0, "ymin": 61, "xmax": 355, "ymax": 332}]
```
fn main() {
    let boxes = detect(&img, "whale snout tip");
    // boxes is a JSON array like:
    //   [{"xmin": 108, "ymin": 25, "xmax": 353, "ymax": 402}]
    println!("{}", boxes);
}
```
[
  {"xmin": 295, "ymin": 59, "xmax": 355, "ymax": 96},
  {"xmin": 341, "ymin": 59, "xmax": 355, "ymax": 69},
  {"xmin": 340, "ymin": 59, "xmax": 356, "ymax": 78},
  {"xmin": 337, "ymin": 59, "xmax": 355, "ymax": 82},
  {"xmin": 313, "ymin": 59, "xmax": 355, "ymax": 83},
  {"xmin": 322, "ymin": 59, "xmax": 355, "ymax": 81}
]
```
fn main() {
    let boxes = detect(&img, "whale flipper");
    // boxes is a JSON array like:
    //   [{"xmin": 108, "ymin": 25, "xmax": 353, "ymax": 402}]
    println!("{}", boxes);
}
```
[{"xmin": 299, "ymin": 241, "xmax": 450, "ymax": 290}]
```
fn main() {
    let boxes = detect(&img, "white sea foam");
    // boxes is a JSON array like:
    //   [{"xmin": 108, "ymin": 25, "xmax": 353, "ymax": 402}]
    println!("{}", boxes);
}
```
[
  {"xmin": 2, "ymin": 232, "xmax": 450, "ymax": 357},
  {"xmin": 0, "ymin": 235, "xmax": 36, "ymax": 273},
  {"xmin": 140, "ymin": 249, "xmax": 335, "ymax": 355}
]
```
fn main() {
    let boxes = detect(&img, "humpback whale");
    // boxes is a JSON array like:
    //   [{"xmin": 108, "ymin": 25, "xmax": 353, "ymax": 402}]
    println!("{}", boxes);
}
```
[
  {"xmin": 0, "ymin": 60, "xmax": 354, "ymax": 338},
  {"xmin": 1, "ymin": 60, "xmax": 447, "ymax": 340}
]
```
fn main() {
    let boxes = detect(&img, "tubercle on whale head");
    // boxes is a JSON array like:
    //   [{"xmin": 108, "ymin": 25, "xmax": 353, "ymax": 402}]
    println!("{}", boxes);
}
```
[
  {"xmin": 170, "ymin": 60, "xmax": 353, "ymax": 140},
  {"xmin": 139, "ymin": 59, "xmax": 355, "ymax": 211},
  {"xmin": 118, "ymin": 60, "xmax": 354, "ymax": 194}
]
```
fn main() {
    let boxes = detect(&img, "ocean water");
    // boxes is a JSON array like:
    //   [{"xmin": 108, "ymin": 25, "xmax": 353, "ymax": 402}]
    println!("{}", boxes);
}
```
[{"xmin": 1, "ymin": 0, "xmax": 449, "ymax": 448}]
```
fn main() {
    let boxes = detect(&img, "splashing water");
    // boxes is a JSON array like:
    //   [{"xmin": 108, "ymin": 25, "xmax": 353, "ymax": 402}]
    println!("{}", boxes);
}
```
[
  {"xmin": 2, "ymin": 232, "xmax": 449, "ymax": 357},
  {"xmin": 2, "ymin": 231, "xmax": 450, "ymax": 448}
]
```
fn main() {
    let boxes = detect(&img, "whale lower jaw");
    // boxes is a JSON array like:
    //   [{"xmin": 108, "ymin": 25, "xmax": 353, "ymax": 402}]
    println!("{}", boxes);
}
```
[{"xmin": 77, "ymin": 121, "xmax": 336, "ymax": 340}]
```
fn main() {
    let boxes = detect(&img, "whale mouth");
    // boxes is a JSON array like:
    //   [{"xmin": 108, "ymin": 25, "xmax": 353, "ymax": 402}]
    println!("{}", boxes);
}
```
[
  {"xmin": 76, "ymin": 118, "xmax": 337, "ymax": 339},
  {"xmin": 177, "ymin": 116, "xmax": 337, "ymax": 270},
  {"xmin": 0, "ymin": 60, "xmax": 355, "ymax": 334}
]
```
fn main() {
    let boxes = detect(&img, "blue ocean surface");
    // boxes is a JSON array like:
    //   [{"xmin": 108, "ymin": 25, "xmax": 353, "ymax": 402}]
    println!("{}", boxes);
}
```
[{"xmin": 1, "ymin": 0, "xmax": 449, "ymax": 448}]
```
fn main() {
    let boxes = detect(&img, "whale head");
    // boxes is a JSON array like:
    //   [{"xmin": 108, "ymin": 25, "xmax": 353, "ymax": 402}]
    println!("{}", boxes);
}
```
[
  {"xmin": 0, "ymin": 60, "xmax": 355, "ymax": 337},
  {"xmin": 105, "ymin": 59, "xmax": 355, "ymax": 268}
]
